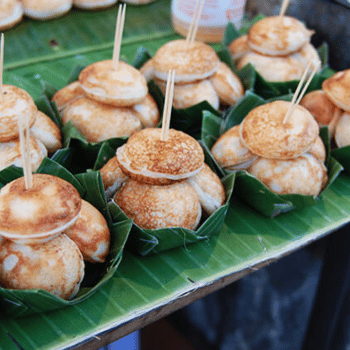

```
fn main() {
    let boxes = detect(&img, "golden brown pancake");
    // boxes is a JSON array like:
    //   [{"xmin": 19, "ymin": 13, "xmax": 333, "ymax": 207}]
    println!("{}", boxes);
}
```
[
  {"xmin": 114, "ymin": 179, "xmax": 202, "ymax": 230},
  {"xmin": 99, "ymin": 155, "xmax": 128, "ymax": 197},
  {"xmin": 64, "ymin": 200, "xmax": 110, "ymax": 263},
  {"xmin": 334, "ymin": 112, "xmax": 350, "ymax": 148},
  {"xmin": 0, "ymin": 174, "xmax": 82, "ymax": 244},
  {"xmin": 132, "ymin": 93, "xmax": 160, "ymax": 128},
  {"xmin": 0, "ymin": 85, "xmax": 38, "ymax": 143},
  {"xmin": 73, "ymin": 0, "xmax": 117, "ymax": 9},
  {"xmin": 247, "ymin": 16, "xmax": 314, "ymax": 56},
  {"xmin": 300, "ymin": 90, "xmax": 341, "ymax": 137},
  {"xmin": 209, "ymin": 62, "xmax": 244, "ymax": 106},
  {"xmin": 21, "ymin": 0, "xmax": 72, "ymax": 20},
  {"xmin": 0, "ymin": 0, "xmax": 23, "ymax": 31},
  {"xmin": 322, "ymin": 69, "xmax": 350, "ymax": 112},
  {"xmin": 248, "ymin": 153, "xmax": 327, "ymax": 196},
  {"xmin": 308, "ymin": 136, "xmax": 326, "ymax": 163},
  {"xmin": 51, "ymin": 81, "xmax": 85, "ymax": 113},
  {"xmin": 211, "ymin": 124, "xmax": 258, "ymax": 171},
  {"xmin": 30, "ymin": 111, "xmax": 62, "ymax": 154},
  {"xmin": 0, "ymin": 234, "xmax": 84, "ymax": 300},
  {"xmin": 0, "ymin": 136, "xmax": 47, "ymax": 172},
  {"xmin": 79, "ymin": 60, "xmax": 148, "ymax": 107},
  {"xmin": 152, "ymin": 39, "xmax": 220, "ymax": 83},
  {"xmin": 237, "ymin": 51, "xmax": 304, "ymax": 82},
  {"xmin": 116, "ymin": 128, "xmax": 205, "ymax": 185},
  {"xmin": 154, "ymin": 78, "xmax": 219, "ymax": 110},
  {"xmin": 240, "ymin": 101, "xmax": 319, "ymax": 159},
  {"xmin": 228, "ymin": 35, "xmax": 251, "ymax": 62},
  {"xmin": 62, "ymin": 96, "xmax": 143, "ymax": 143},
  {"xmin": 187, "ymin": 164, "xmax": 225, "ymax": 216}
]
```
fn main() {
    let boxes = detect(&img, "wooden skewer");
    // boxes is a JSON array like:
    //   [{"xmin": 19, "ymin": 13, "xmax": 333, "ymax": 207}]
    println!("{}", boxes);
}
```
[
  {"xmin": 18, "ymin": 112, "xmax": 33, "ymax": 190},
  {"xmin": 112, "ymin": 3, "xmax": 126, "ymax": 70},
  {"xmin": 283, "ymin": 60, "xmax": 320, "ymax": 124},
  {"xmin": 186, "ymin": 0, "xmax": 205, "ymax": 46},
  {"xmin": 0, "ymin": 33, "xmax": 4, "ymax": 102},
  {"xmin": 279, "ymin": 0, "xmax": 290, "ymax": 17},
  {"xmin": 161, "ymin": 69, "xmax": 175, "ymax": 141}
]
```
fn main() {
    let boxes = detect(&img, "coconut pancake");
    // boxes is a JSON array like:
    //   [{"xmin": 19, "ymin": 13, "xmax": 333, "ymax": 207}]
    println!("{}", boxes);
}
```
[
  {"xmin": 114, "ymin": 179, "xmax": 202, "ymax": 230},
  {"xmin": 237, "ymin": 51, "xmax": 304, "ymax": 82},
  {"xmin": 62, "ymin": 96, "xmax": 142, "ymax": 143},
  {"xmin": 247, "ymin": 16, "xmax": 314, "ymax": 56},
  {"xmin": 187, "ymin": 164, "xmax": 225, "ymax": 216},
  {"xmin": 51, "ymin": 81, "xmax": 85, "ymax": 113},
  {"xmin": 99, "ymin": 156, "xmax": 128, "ymax": 197},
  {"xmin": 209, "ymin": 62, "xmax": 244, "ymax": 106},
  {"xmin": 65, "ymin": 200, "xmax": 110, "ymax": 263},
  {"xmin": 154, "ymin": 78, "xmax": 219, "ymax": 110},
  {"xmin": 0, "ymin": 136, "xmax": 47, "ymax": 172},
  {"xmin": 300, "ymin": 90, "xmax": 341, "ymax": 137},
  {"xmin": 240, "ymin": 100, "xmax": 319, "ymax": 159},
  {"xmin": 322, "ymin": 69, "xmax": 350, "ymax": 112},
  {"xmin": 116, "ymin": 128, "xmax": 205, "ymax": 185},
  {"xmin": 73, "ymin": 0, "xmax": 117, "ymax": 9},
  {"xmin": 152, "ymin": 39, "xmax": 220, "ymax": 83},
  {"xmin": 79, "ymin": 60, "xmax": 148, "ymax": 107},
  {"xmin": 0, "ymin": 234, "xmax": 84, "ymax": 300},
  {"xmin": 21, "ymin": 0, "xmax": 72, "ymax": 20},
  {"xmin": 228, "ymin": 35, "xmax": 251, "ymax": 62},
  {"xmin": 0, "ymin": 0, "xmax": 23, "ymax": 31},
  {"xmin": 249, "ymin": 153, "xmax": 327, "ymax": 196},
  {"xmin": 132, "ymin": 93, "xmax": 160, "ymax": 128},
  {"xmin": 30, "ymin": 111, "xmax": 62, "ymax": 153},
  {"xmin": 211, "ymin": 124, "xmax": 258, "ymax": 171},
  {"xmin": 0, "ymin": 174, "xmax": 82, "ymax": 244},
  {"xmin": 291, "ymin": 43, "xmax": 321, "ymax": 72},
  {"xmin": 0, "ymin": 85, "xmax": 37, "ymax": 143},
  {"xmin": 334, "ymin": 112, "xmax": 350, "ymax": 148}
]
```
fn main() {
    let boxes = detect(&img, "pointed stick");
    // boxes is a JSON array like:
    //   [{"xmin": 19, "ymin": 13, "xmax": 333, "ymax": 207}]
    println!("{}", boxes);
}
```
[
  {"xmin": 18, "ymin": 113, "xmax": 33, "ymax": 190},
  {"xmin": 186, "ymin": 0, "xmax": 199, "ymax": 45},
  {"xmin": 112, "ymin": 4, "xmax": 126, "ymax": 70},
  {"xmin": 161, "ymin": 69, "xmax": 175, "ymax": 141},
  {"xmin": 279, "ymin": 0, "xmax": 290, "ymax": 16},
  {"xmin": 283, "ymin": 61, "xmax": 320, "ymax": 124},
  {"xmin": 0, "ymin": 33, "xmax": 4, "ymax": 101},
  {"xmin": 189, "ymin": 0, "xmax": 205, "ymax": 44}
]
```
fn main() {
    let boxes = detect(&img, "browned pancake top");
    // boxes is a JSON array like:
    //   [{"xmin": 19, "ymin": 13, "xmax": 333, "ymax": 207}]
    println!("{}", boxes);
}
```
[
  {"xmin": 322, "ymin": 69, "xmax": 350, "ymax": 112},
  {"xmin": 240, "ymin": 100, "xmax": 319, "ymax": 159},
  {"xmin": 0, "ymin": 174, "xmax": 82, "ymax": 237},
  {"xmin": 153, "ymin": 39, "xmax": 220, "ymax": 83},
  {"xmin": 117, "ymin": 128, "xmax": 204, "ymax": 183},
  {"xmin": 247, "ymin": 16, "xmax": 313, "ymax": 56}
]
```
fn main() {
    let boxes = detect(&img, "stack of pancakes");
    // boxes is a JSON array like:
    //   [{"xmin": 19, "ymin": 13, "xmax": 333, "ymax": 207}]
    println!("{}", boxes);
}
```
[
  {"xmin": 301, "ymin": 69, "xmax": 350, "ymax": 148},
  {"xmin": 0, "ymin": 173, "xmax": 111, "ymax": 299},
  {"xmin": 51, "ymin": 60, "xmax": 160, "ymax": 143},
  {"xmin": 211, "ymin": 100, "xmax": 328, "ymax": 196},
  {"xmin": 229, "ymin": 16, "xmax": 321, "ymax": 82},
  {"xmin": 140, "ymin": 39, "xmax": 244, "ymax": 110},
  {"xmin": 0, "ymin": 84, "xmax": 62, "ymax": 172},
  {"xmin": 100, "ymin": 127, "xmax": 226, "ymax": 230}
]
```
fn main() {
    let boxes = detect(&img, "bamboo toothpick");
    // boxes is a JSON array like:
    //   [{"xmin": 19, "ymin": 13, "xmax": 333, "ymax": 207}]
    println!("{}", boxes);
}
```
[
  {"xmin": 186, "ymin": 0, "xmax": 205, "ymax": 46},
  {"xmin": 279, "ymin": 0, "xmax": 290, "ymax": 17},
  {"xmin": 283, "ymin": 60, "xmax": 320, "ymax": 124},
  {"xmin": 0, "ymin": 33, "xmax": 4, "ymax": 101},
  {"xmin": 112, "ymin": 4, "xmax": 126, "ymax": 70},
  {"xmin": 18, "ymin": 112, "xmax": 33, "ymax": 190},
  {"xmin": 161, "ymin": 69, "xmax": 175, "ymax": 141}
]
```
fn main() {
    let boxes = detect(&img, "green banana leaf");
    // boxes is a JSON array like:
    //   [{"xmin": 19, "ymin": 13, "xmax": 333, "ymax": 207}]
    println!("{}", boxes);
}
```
[
  {"xmin": 0, "ymin": 159, "xmax": 132, "ymax": 318},
  {"xmin": 332, "ymin": 146, "xmax": 350, "ymax": 174},
  {"xmin": 201, "ymin": 94, "xmax": 343, "ymax": 217}
]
